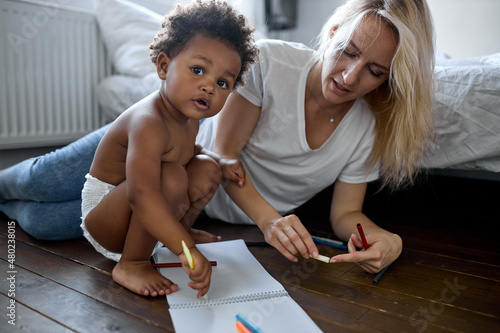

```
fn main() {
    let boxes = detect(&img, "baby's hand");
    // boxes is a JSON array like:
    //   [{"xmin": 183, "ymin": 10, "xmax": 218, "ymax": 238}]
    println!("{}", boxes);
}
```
[
  {"xmin": 219, "ymin": 158, "xmax": 245, "ymax": 187},
  {"xmin": 180, "ymin": 247, "xmax": 212, "ymax": 298}
]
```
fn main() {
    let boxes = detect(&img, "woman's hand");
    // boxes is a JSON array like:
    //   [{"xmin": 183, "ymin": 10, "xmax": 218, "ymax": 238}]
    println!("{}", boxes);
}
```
[
  {"xmin": 330, "ymin": 231, "xmax": 402, "ymax": 273},
  {"xmin": 328, "ymin": 180, "xmax": 402, "ymax": 273},
  {"xmin": 180, "ymin": 247, "xmax": 212, "ymax": 298},
  {"xmin": 219, "ymin": 158, "xmax": 245, "ymax": 187},
  {"xmin": 262, "ymin": 214, "xmax": 319, "ymax": 262}
]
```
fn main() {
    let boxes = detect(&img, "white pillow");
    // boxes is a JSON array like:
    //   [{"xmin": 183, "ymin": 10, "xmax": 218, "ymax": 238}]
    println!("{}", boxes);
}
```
[
  {"xmin": 95, "ymin": 0, "xmax": 162, "ymax": 76},
  {"xmin": 97, "ymin": 73, "xmax": 160, "ymax": 121}
]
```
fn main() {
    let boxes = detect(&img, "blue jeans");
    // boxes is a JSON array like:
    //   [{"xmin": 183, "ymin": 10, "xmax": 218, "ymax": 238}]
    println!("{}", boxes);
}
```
[{"xmin": 0, "ymin": 124, "xmax": 110, "ymax": 240}]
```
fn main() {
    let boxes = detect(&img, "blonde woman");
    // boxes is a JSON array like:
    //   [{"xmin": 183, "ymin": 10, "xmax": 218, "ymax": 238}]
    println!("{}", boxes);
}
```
[{"xmin": 196, "ymin": 0, "xmax": 435, "ymax": 273}]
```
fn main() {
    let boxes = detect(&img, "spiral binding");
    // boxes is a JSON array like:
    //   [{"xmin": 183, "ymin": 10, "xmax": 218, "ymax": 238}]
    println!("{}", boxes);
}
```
[{"xmin": 170, "ymin": 290, "xmax": 289, "ymax": 310}]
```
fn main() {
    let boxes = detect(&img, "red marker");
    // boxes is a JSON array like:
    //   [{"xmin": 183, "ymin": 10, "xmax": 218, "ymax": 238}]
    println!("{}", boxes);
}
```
[{"xmin": 356, "ymin": 223, "xmax": 369, "ymax": 250}]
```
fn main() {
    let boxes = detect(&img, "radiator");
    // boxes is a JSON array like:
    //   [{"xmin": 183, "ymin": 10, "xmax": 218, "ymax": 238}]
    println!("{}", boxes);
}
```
[{"xmin": 0, "ymin": 0, "xmax": 112, "ymax": 149}]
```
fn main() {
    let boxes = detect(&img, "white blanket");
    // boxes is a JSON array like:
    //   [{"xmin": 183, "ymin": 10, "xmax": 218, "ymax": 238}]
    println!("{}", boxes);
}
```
[{"xmin": 420, "ymin": 53, "xmax": 500, "ymax": 172}]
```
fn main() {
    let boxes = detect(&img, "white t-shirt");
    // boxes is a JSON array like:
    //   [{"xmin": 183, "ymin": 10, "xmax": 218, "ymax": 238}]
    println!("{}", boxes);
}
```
[{"xmin": 197, "ymin": 39, "xmax": 379, "ymax": 224}]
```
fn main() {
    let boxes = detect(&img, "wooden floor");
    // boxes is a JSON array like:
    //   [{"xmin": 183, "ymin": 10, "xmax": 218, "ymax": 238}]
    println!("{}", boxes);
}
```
[{"xmin": 1, "ymin": 174, "xmax": 499, "ymax": 332}]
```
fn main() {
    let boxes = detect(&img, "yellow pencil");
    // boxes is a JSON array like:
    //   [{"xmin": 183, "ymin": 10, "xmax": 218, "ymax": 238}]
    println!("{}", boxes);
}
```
[
  {"xmin": 181, "ymin": 240, "xmax": 194, "ymax": 269},
  {"xmin": 182, "ymin": 240, "xmax": 207, "ymax": 298}
]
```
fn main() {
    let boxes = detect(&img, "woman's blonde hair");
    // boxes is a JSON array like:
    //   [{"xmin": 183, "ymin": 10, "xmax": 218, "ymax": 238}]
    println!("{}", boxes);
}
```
[{"xmin": 314, "ymin": 0, "xmax": 435, "ymax": 189}]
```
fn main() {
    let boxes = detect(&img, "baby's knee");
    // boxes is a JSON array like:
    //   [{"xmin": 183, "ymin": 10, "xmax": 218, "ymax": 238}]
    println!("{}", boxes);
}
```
[
  {"xmin": 191, "ymin": 156, "xmax": 222, "ymax": 189},
  {"xmin": 186, "ymin": 156, "xmax": 222, "ymax": 201},
  {"xmin": 160, "ymin": 162, "xmax": 189, "ymax": 204}
]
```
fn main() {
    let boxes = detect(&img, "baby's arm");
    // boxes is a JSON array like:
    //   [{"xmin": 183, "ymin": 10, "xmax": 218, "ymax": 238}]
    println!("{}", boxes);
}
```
[{"xmin": 195, "ymin": 144, "xmax": 246, "ymax": 187}]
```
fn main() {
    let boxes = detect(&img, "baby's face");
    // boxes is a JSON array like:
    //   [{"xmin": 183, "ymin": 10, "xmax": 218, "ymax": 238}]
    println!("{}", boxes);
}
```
[{"xmin": 159, "ymin": 34, "xmax": 242, "ymax": 121}]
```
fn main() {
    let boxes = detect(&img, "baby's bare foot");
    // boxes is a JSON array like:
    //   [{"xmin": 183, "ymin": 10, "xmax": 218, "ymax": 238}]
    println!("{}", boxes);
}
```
[
  {"xmin": 112, "ymin": 260, "xmax": 178, "ymax": 297},
  {"xmin": 189, "ymin": 228, "xmax": 222, "ymax": 244}
]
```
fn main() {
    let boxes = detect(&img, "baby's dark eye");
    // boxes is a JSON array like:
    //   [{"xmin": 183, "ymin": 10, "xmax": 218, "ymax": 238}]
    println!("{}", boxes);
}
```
[
  {"xmin": 192, "ymin": 67, "xmax": 204, "ymax": 75},
  {"xmin": 218, "ymin": 80, "xmax": 229, "ymax": 89}
]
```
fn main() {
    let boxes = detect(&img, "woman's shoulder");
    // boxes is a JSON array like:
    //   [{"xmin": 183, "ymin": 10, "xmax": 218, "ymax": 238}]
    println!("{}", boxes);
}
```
[
  {"xmin": 347, "ymin": 99, "xmax": 377, "ymax": 129},
  {"xmin": 256, "ymin": 39, "xmax": 314, "ymax": 66},
  {"xmin": 256, "ymin": 38, "xmax": 311, "ymax": 50}
]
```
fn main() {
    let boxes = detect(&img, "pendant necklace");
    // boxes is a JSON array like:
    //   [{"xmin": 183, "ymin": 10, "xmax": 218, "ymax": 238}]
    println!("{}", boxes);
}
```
[{"xmin": 307, "ymin": 83, "xmax": 335, "ymax": 124}]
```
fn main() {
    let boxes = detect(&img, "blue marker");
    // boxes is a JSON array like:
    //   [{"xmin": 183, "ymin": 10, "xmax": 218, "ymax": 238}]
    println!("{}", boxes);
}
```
[
  {"xmin": 236, "ymin": 314, "xmax": 263, "ymax": 333},
  {"xmin": 311, "ymin": 235, "xmax": 347, "ymax": 250}
]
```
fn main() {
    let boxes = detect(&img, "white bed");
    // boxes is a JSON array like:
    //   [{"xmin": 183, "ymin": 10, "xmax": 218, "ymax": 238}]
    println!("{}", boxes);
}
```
[
  {"xmin": 422, "ymin": 53, "xmax": 500, "ymax": 174},
  {"xmin": 95, "ymin": 0, "xmax": 500, "ymax": 178}
]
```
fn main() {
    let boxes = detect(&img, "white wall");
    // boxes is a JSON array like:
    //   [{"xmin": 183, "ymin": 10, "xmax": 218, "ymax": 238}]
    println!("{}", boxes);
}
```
[
  {"xmin": 102, "ymin": 0, "xmax": 500, "ymax": 59},
  {"xmin": 282, "ymin": 0, "xmax": 500, "ymax": 59},
  {"xmin": 427, "ymin": 0, "xmax": 500, "ymax": 58},
  {"xmin": 266, "ymin": 0, "xmax": 343, "ymax": 46}
]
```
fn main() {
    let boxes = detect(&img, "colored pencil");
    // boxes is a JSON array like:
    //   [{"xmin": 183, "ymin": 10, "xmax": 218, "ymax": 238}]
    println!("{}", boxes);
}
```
[
  {"xmin": 236, "ymin": 314, "xmax": 263, "ymax": 333},
  {"xmin": 236, "ymin": 321, "xmax": 252, "ymax": 333},
  {"xmin": 372, "ymin": 266, "xmax": 389, "ymax": 285},
  {"xmin": 182, "ymin": 240, "xmax": 194, "ymax": 269},
  {"xmin": 356, "ymin": 223, "xmax": 369, "ymax": 250},
  {"xmin": 311, "ymin": 235, "xmax": 347, "ymax": 250},
  {"xmin": 152, "ymin": 261, "xmax": 217, "ymax": 268}
]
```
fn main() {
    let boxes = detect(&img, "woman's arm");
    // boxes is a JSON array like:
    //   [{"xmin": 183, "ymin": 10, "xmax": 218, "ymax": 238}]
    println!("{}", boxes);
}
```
[
  {"xmin": 213, "ymin": 93, "xmax": 318, "ymax": 261},
  {"xmin": 329, "ymin": 180, "xmax": 402, "ymax": 273},
  {"xmin": 213, "ymin": 92, "xmax": 259, "ymax": 159}
]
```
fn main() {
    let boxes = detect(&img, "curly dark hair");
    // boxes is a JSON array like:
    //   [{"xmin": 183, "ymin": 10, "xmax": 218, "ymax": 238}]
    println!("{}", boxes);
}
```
[{"xmin": 150, "ymin": 0, "xmax": 259, "ymax": 89}]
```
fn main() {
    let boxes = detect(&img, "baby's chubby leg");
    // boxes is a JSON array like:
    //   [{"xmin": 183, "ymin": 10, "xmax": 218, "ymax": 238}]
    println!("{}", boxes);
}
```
[
  {"xmin": 114, "ymin": 161, "xmax": 190, "ymax": 297},
  {"xmin": 113, "ymin": 212, "xmax": 179, "ymax": 297},
  {"xmin": 85, "ymin": 166, "xmax": 187, "ymax": 296},
  {"xmin": 85, "ymin": 180, "xmax": 178, "ymax": 297}
]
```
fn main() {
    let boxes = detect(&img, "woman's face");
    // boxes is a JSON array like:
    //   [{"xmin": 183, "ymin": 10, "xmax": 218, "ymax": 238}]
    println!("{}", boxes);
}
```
[{"xmin": 321, "ymin": 15, "xmax": 398, "ymax": 105}]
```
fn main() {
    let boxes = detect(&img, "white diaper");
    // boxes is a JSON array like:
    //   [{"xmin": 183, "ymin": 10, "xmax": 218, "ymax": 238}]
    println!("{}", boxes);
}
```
[{"xmin": 81, "ymin": 173, "xmax": 162, "ymax": 262}]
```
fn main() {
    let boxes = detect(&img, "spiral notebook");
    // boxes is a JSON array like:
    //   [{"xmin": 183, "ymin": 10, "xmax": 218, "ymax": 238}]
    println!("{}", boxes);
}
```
[{"xmin": 154, "ymin": 239, "xmax": 323, "ymax": 333}]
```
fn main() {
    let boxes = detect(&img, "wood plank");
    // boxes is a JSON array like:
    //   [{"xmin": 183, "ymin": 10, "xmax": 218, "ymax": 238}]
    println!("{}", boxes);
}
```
[
  {"xmin": 0, "ymin": 258, "xmax": 172, "ymax": 333},
  {"xmin": 400, "ymin": 248, "xmax": 500, "ymax": 281},
  {"xmin": 0, "ymin": 293, "xmax": 75, "ymax": 332},
  {"xmin": 383, "ymin": 224, "xmax": 500, "ymax": 264},
  {"xmin": 0, "ymin": 220, "xmax": 115, "ymax": 274},
  {"xmin": 196, "ymin": 216, "xmax": 500, "ymax": 332},
  {"xmin": 250, "ymin": 246, "xmax": 500, "ymax": 333},
  {"xmin": 0, "ymin": 233, "xmax": 175, "ymax": 331},
  {"xmin": 2, "ymin": 205, "xmax": 500, "ymax": 333},
  {"xmin": 285, "ymin": 277, "xmax": 469, "ymax": 333},
  {"xmin": 343, "ymin": 256, "xmax": 500, "ymax": 313}
]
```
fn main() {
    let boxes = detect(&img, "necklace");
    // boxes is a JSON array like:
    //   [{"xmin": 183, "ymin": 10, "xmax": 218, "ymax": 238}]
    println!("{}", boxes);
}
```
[{"xmin": 307, "ymin": 83, "xmax": 335, "ymax": 123}]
